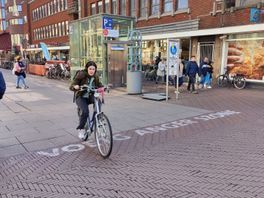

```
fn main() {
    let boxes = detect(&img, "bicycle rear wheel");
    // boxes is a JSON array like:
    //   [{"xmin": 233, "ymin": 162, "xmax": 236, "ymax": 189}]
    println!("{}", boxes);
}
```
[
  {"xmin": 216, "ymin": 75, "xmax": 228, "ymax": 87},
  {"xmin": 233, "ymin": 76, "xmax": 246, "ymax": 89},
  {"xmin": 95, "ymin": 113, "xmax": 113, "ymax": 158}
]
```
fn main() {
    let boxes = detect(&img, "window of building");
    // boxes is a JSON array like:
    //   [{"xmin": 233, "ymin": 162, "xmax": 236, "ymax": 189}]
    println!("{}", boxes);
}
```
[
  {"xmin": 58, "ymin": 22, "xmax": 61, "ymax": 36},
  {"xmin": 177, "ymin": 0, "xmax": 188, "ymax": 10},
  {"xmin": 23, "ymin": 16, "xmax": 27, "ymax": 23},
  {"xmin": 164, "ymin": 0, "xmax": 173, "ymax": 13},
  {"xmin": 47, "ymin": 3, "xmax": 50, "ymax": 15},
  {"xmin": 17, "ymin": 5, "xmax": 22, "ymax": 12},
  {"xmin": 53, "ymin": 0, "xmax": 58, "ymax": 13},
  {"xmin": 140, "ymin": 0, "xmax": 147, "ymax": 18},
  {"xmin": 52, "ymin": 24, "xmax": 55, "ymax": 37},
  {"xmin": 105, "ymin": 0, "xmax": 110, "ymax": 13},
  {"xmin": 151, "ymin": 0, "xmax": 159, "ymax": 16},
  {"xmin": 66, "ymin": 21, "xmax": 69, "ymax": 35},
  {"xmin": 61, "ymin": 21, "xmax": 65, "ymax": 35},
  {"xmin": 98, "ymin": 1, "xmax": 102, "ymax": 14},
  {"xmin": 57, "ymin": 0, "xmax": 61, "ymax": 12},
  {"xmin": 62, "ymin": 0, "xmax": 67, "ymax": 9},
  {"xmin": 112, "ymin": 0, "xmax": 117, "ymax": 15},
  {"xmin": 91, "ymin": 3, "xmax": 96, "ymax": 15},
  {"xmin": 55, "ymin": 23, "xmax": 58, "ymax": 37},
  {"xmin": 130, "ymin": 0, "xmax": 136, "ymax": 17},
  {"xmin": 120, "ymin": 0, "xmax": 126, "ymax": 15},
  {"xmin": 238, "ymin": 0, "xmax": 262, "ymax": 6}
]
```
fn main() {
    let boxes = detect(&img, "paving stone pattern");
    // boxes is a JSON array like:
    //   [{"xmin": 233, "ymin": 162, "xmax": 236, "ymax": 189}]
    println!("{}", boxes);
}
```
[{"xmin": 1, "ymin": 72, "xmax": 264, "ymax": 197}]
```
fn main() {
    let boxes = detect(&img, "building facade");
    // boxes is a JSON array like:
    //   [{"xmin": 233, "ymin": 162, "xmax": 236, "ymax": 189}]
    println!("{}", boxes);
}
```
[
  {"xmin": 83, "ymin": 0, "xmax": 264, "ymax": 82},
  {"xmin": 22, "ymin": 0, "xmax": 76, "ymax": 62}
]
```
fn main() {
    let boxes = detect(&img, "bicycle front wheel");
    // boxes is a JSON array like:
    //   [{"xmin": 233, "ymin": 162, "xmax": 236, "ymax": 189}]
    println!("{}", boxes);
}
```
[
  {"xmin": 233, "ymin": 76, "xmax": 246, "ymax": 89},
  {"xmin": 95, "ymin": 113, "xmax": 113, "ymax": 158},
  {"xmin": 216, "ymin": 75, "xmax": 228, "ymax": 87}
]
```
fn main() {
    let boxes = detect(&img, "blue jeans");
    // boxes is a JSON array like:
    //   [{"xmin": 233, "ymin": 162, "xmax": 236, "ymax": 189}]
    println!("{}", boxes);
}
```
[
  {"xmin": 16, "ymin": 75, "xmax": 26, "ymax": 87},
  {"xmin": 204, "ymin": 73, "xmax": 211, "ymax": 86}
]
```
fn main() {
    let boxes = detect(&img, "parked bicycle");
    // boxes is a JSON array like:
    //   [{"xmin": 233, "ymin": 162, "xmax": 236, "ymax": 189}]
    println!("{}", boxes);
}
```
[
  {"xmin": 45, "ymin": 62, "xmax": 70, "ymax": 80},
  {"xmin": 216, "ymin": 68, "xmax": 246, "ymax": 89},
  {"xmin": 76, "ymin": 85, "xmax": 113, "ymax": 158}
]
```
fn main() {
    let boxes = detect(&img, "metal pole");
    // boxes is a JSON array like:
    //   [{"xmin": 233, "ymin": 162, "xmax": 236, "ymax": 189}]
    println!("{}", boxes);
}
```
[{"xmin": 166, "ymin": 39, "xmax": 169, "ymax": 101}]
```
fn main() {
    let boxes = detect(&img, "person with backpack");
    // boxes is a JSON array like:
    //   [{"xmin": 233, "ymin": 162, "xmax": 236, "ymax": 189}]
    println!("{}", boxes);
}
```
[
  {"xmin": 13, "ymin": 56, "xmax": 29, "ymax": 89},
  {"xmin": 0, "ymin": 71, "xmax": 6, "ymax": 100},
  {"xmin": 69, "ymin": 61, "xmax": 104, "ymax": 140}
]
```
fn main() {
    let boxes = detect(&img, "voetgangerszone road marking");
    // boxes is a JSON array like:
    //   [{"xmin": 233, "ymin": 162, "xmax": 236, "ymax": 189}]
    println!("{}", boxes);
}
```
[{"xmin": 37, "ymin": 110, "xmax": 240, "ymax": 157}]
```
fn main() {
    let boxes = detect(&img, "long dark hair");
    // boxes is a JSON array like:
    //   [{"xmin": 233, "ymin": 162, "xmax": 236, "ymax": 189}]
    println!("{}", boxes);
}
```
[{"xmin": 85, "ymin": 61, "xmax": 97, "ymax": 70}]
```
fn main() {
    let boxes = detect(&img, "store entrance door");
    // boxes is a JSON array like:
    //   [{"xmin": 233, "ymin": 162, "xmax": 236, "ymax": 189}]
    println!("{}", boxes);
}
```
[
  {"xmin": 198, "ymin": 42, "xmax": 215, "ymax": 64},
  {"xmin": 107, "ymin": 42, "xmax": 128, "ymax": 87}
]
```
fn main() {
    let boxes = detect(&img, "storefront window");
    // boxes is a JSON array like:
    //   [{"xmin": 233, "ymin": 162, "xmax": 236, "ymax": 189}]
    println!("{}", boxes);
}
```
[
  {"xmin": 226, "ymin": 36, "xmax": 264, "ymax": 80},
  {"xmin": 142, "ymin": 39, "xmax": 190, "ymax": 65}
]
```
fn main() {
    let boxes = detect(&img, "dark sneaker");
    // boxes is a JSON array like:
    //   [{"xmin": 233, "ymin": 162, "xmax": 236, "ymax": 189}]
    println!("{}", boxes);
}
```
[
  {"xmin": 16, "ymin": 86, "xmax": 22, "ymax": 89},
  {"xmin": 24, "ymin": 86, "xmax": 29, "ymax": 89}
]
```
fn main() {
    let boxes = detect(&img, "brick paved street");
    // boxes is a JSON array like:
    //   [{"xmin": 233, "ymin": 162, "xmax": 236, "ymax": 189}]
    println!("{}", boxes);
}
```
[{"xmin": 1, "ymin": 69, "xmax": 264, "ymax": 197}]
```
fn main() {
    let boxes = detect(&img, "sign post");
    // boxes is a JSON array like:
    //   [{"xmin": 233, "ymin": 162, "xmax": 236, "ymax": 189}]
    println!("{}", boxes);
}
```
[{"xmin": 166, "ymin": 39, "xmax": 180, "ymax": 101}]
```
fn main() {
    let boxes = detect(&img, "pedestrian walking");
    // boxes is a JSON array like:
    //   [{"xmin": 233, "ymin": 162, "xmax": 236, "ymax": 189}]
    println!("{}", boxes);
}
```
[
  {"xmin": 13, "ymin": 56, "xmax": 29, "ymax": 89},
  {"xmin": 156, "ymin": 58, "xmax": 166, "ymax": 84},
  {"xmin": 186, "ymin": 56, "xmax": 199, "ymax": 94},
  {"xmin": 199, "ymin": 57, "xmax": 209, "ymax": 88},
  {"xmin": 0, "ymin": 70, "xmax": 6, "ymax": 100}
]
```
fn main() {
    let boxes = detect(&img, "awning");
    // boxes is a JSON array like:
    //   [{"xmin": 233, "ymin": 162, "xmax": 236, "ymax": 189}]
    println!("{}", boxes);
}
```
[
  {"xmin": 141, "ymin": 24, "xmax": 264, "ymax": 40},
  {"xmin": 25, "ymin": 46, "xmax": 70, "ymax": 52}
]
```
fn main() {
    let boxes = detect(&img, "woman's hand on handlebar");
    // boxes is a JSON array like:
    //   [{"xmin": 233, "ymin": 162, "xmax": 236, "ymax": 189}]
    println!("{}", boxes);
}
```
[
  {"xmin": 73, "ymin": 85, "xmax": 80, "ymax": 90},
  {"xmin": 97, "ymin": 87, "xmax": 105, "ymax": 93}
]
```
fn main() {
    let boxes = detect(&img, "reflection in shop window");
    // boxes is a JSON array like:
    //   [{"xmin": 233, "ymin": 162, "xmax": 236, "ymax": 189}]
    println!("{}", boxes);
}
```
[
  {"xmin": 164, "ymin": 0, "xmax": 173, "ymax": 13},
  {"xmin": 177, "ymin": 0, "xmax": 188, "ymax": 10},
  {"xmin": 105, "ymin": 0, "xmax": 110, "ymax": 13},
  {"xmin": 98, "ymin": 1, "xmax": 102, "ymax": 14},
  {"xmin": 151, "ymin": 0, "xmax": 159, "ymax": 16},
  {"xmin": 112, "ymin": 0, "xmax": 117, "ymax": 15},
  {"xmin": 120, "ymin": 0, "xmax": 126, "ymax": 16},
  {"xmin": 140, "ymin": 0, "xmax": 147, "ymax": 18},
  {"xmin": 130, "ymin": 0, "xmax": 136, "ymax": 17}
]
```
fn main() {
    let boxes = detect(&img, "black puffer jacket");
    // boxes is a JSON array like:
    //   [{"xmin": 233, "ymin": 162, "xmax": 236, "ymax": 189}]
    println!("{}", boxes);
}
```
[{"xmin": 69, "ymin": 70, "xmax": 103, "ymax": 98}]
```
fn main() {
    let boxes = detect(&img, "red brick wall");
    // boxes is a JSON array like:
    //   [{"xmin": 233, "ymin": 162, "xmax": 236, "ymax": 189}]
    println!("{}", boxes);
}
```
[
  {"xmin": 27, "ymin": 0, "xmax": 74, "ymax": 45},
  {"xmin": 84, "ymin": 0, "xmax": 264, "ymax": 30}
]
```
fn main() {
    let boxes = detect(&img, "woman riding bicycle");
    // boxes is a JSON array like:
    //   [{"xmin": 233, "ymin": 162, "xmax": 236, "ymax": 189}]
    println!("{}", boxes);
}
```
[{"xmin": 69, "ymin": 61, "xmax": 104, "ymax": 139}]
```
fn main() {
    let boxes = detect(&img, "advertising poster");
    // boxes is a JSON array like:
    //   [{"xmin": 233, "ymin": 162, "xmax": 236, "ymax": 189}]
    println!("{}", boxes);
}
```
[{"xmin": 227, "ymin": 40, "xmax": 264, "ymax": 80}]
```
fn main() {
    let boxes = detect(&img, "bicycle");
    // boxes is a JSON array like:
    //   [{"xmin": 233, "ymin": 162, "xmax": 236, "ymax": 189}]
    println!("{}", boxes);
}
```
[
  {"xmin": 216, "ymin": 68, "xmax": 246, "ymax": 90},
  {"xmin": 76, "ymin": 85, "xmax": 113, "ymax": 158}
]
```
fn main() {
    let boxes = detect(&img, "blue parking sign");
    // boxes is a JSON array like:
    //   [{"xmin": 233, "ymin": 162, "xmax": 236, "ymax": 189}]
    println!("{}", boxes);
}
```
[{"xmin": 102, "ymin": 17, "xmax": 113, "ymax": 30}]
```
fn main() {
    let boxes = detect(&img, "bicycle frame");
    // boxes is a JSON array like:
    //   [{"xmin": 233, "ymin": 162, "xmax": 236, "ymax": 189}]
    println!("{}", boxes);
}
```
[{"xmin": 85, "ymin": 93, "xmax": 102, "ymax": 133}]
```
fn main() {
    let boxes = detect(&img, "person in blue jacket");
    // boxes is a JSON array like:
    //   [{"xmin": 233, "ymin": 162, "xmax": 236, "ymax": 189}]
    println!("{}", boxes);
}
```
[
  {"xmin": 0, "ymin": 71, "xmax": 6, "ymax": 100},
  {"xmin": 186, "ymin": 56, "xmax": 199, "ymax": 94}
]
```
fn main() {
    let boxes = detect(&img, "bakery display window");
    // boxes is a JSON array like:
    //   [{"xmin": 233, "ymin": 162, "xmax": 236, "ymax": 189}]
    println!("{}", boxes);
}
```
[{"xmin": 226, "ymin": 34, "xmax": 264, "ymax": 81}]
